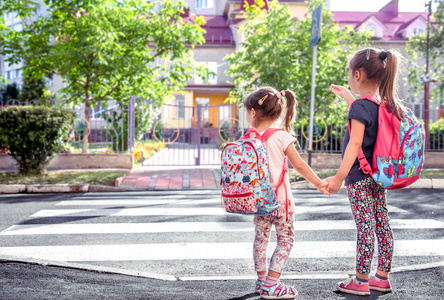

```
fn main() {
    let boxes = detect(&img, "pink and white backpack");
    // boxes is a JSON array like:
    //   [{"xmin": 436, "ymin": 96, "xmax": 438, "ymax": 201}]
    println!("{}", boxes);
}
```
[
  {"xmin": 220, "ymin": 128, "xmax": 288, "ymax": 216},
  {"xmin": 351, "ymin": 96, "xmax": 425, "ymax": 189}
]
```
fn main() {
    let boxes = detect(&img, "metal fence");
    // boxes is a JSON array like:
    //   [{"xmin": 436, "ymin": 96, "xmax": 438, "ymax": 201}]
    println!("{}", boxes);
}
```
[
  {"xmin": 128, "ymin": 98, "xmax": 246, "ymax": 166},
  {"xmin": 0, "ymin": 98, "xmax": 442, "ymax": 166}
]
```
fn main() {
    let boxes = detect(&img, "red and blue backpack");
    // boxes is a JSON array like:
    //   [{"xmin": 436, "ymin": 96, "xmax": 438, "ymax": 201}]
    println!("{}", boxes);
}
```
[
  {"xmin": 220, "ymin": 128, "xmax": 288, "ymax": 215},
  {"xmin": 350, "ymin": 96, "xmax": 426, "ymax": 189}
]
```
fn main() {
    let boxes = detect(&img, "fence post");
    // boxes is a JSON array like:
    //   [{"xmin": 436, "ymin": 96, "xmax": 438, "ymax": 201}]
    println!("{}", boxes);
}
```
[
  {"xmin": 128, "ymin": 96, "xmax": 135, "ymax": 151},
  {"xmin": 196, "ymin": 105, "xmax": 202, "ymax": 166}
]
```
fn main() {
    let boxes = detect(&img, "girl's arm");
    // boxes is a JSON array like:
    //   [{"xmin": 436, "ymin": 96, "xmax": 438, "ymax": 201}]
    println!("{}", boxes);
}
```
[
  {"xmin": 330, "ymin": 84, "xmax": 355, "ymax": 105},
  {"xmin": 286, "ymin": 144, "xmax": 330, "ymax": 196},
  {"xmin": 325, "ymin": 119, "xmax": 365, "ymax": 193}
]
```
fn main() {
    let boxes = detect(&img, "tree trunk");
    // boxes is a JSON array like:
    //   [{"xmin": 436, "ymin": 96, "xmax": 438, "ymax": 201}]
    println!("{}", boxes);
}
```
[{"xmin": 82, "ymin": 98, "xmax": 91, "ymax": 154}]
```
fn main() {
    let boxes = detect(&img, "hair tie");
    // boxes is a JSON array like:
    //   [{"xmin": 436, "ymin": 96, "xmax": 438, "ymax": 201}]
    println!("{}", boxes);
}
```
[
  {"xmin": 258, "ymin": 94, "xmax": 268, "ymax": 105},
  {"xmin": 379, "ymin": 51, "xmax": 388, "ymax": 68},
  {"xmin": 275, "ymin": 91, "xmax": 285, "ymax": 101}
]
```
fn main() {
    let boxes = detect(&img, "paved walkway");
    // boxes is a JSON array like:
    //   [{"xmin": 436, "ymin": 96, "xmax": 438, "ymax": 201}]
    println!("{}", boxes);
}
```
[
  {"xmin": 120, "ymin": 166, "xmax": 221, "ymax": 190},
  {"xmin": 119, "ymin": 166, "xmax": 444, "ymax": 191}
]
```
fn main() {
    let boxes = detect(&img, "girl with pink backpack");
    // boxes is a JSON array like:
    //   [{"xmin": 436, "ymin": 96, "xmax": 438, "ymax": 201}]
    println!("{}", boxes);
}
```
[
  {"xmin": 242, "ymin": 87, "xmax": 329, "ymax": 299},
  {"xmin": 326, "ymin": 48, "xmax": 419, "ymax": 296}
]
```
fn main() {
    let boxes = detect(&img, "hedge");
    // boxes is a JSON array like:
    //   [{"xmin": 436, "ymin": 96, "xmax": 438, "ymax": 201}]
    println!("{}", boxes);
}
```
[{"xmin": 0, "ymin": 106, "xmax": 75, "ymax": 174}]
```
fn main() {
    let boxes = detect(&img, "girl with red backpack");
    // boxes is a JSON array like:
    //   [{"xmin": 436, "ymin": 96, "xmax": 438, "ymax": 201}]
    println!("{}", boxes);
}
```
[{"xmin": 326, "ymin": 48, "xmax": 404, "ymax": 296}]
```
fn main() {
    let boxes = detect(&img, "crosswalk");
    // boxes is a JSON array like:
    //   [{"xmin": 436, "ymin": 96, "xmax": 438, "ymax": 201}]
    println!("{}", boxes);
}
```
[{"xmin": 0, "ymin": 191, "xmax": 443, "ymax": 279}]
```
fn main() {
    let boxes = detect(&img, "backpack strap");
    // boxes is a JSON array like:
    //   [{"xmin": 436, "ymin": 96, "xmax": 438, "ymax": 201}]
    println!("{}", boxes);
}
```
[
  {"xmin": 242, "ymin": 128, "xmax": 284, "ymax": 141},
  {"xmin": 262, "ymin": 128, "xmax": 289, "ymax": 220},
  {"xmin": 275, "ymin": 157, "xmax": 289, "ymax": 220},
  {"xmin": 242, "ymin": 128, "xmax": 261, "ymax": 139},
  {"xmin": 244, "ymin": 127, "xmax": 289, "ymax": 219},
  {"xmin": 261, "ymin": 128, "xmax": 284, "ymax": 142},
  {"xmin": 348, "ymin": 95, "xmax": 381, "ymax": 175}
]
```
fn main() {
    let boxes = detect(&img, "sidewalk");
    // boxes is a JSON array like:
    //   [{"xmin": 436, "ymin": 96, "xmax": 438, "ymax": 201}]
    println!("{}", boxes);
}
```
[
  {"xmin": 120, "ymin": 166, "xmax": 221, "ymax": 190},
  {"xmin": 120, "ymin": 166, "xmax": 444, "ymax": 190}
]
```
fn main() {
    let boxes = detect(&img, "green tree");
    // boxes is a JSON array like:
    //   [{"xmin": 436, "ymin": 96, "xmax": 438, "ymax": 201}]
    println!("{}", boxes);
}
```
[
  {"xmin": 1, "ymin": 0, "xmax": 208, "ymax": 153},
  {"xmin": 18, "ymin": 68, "xmax": 46, "ymax": 103},
  {"xmin": 406, "ymin": 0, "xmax": 444, "ymax": 101},
  {"xmin": 1, "ymin": 83, "xmax": 20, "ymax": 101},
  {"xmin": 224, "ymin": 0, "xmax": 370, "ymax": 109}
]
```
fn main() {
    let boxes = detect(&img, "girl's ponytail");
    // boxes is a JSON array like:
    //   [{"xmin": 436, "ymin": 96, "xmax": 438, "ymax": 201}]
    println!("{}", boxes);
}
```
[
  {"xmin": 379, "ymin": 50, "xmax": 403, "ymax": 120},
  {"xmin": 283, "ymin": 90, "xmax": 297, "ymax": 133}
]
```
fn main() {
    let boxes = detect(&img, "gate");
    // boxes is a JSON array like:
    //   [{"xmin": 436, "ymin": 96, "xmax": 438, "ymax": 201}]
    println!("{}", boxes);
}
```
[{"xmin": 128, "ymin": 98, "xmax": 246, "ymax": 166}]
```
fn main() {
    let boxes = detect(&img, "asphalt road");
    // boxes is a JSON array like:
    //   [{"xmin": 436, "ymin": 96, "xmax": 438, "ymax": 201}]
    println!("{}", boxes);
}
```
[{"xmin": 0, "ymin": 189, "xmax": 443, "ymax": 299}]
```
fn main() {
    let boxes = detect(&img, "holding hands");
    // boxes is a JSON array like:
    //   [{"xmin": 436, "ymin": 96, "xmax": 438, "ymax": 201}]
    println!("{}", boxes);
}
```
[
  {"xmin": 316, "ymin": 180, "xmax": 330, "ymax": 196},
  {"xmin": 324, "ymin": 176, "xmax": 343, "ymax": 194}
]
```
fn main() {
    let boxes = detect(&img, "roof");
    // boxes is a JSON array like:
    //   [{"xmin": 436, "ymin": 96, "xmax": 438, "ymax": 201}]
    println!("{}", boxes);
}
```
[
  {"xmin": 179, "ymin": 9, "xmax": 234, "ymax": 46},
  {"xmin": 332, "ymin": 0, "xmax": 429, "ymax": 42},
  {"xmin": 190, "ymin": 15, "xmax": 235, "ymax": 46}
]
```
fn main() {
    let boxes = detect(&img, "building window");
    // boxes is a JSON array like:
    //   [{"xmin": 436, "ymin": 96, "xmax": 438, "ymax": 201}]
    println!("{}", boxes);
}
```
[
  {"xmin": 6, "ymin": 71, "xmax": 11, "ymax": 80},
  {"xmin": 196, "ymin": 0, "xmax": 213, "ymax": 9},
  {"xmin": 91, "ymin": 104, "xmax": 105, "ymax": 119},
  {"xmin": 196, "ymin": 97, "xmax": 210, "ymax": 123},
  {"xmin": 15, "ymin": 69, "xmax": 21, "ymax": 78},
  {"xmin": 171, "ymin": 95, "xmax": 185, "ymax": 119},
  {"xmin": 45, "ymin": 78, "xmax": 53, "ymax": 89},
  {"xmin": 219, "ymin": 105, "xmax": 231, "ymax": 123},
  {"xmin": 413, "ymin": 27, "xmax": 424, "ymax": 35}
]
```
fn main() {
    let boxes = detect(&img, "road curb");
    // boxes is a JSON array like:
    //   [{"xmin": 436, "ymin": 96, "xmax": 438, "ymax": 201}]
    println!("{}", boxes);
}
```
[
  {"xmin": 432, "ymin": 178, "xmax": 444, "ymax": 189},
  {"xmin": 27, "ymin": 184, "xmax": 89, "ymax": 193},
  {"xmin": 0, "ymin": 184, "xmax": 144, "ymax": 194},
  {"xmin": 88, "ymin": 185, "xmax": 146, "ymax": 192},
  {"xmin": 0, "ymin": 184, "xmax": 26, "ymax": 194},
  {"xmin": 1, "ymin": 179, "xmax": 442, "ymax": 194}
]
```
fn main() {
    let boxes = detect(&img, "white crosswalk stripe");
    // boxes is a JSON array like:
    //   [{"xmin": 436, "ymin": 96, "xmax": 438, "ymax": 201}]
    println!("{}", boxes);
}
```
[
  {"xmin": 0, "ymin": 192, "xmax": 442, "ymax": 278},
  {"xmin": 1, "ymin": 240, "xmax": 444, "ymax": 261},
  {"xmin": 1, "ymin": 219, "xmax": 442, "ymax": 235},
  {"xmin": 30, "ymin": 205, "xmax": 408, "ymax": 218}
]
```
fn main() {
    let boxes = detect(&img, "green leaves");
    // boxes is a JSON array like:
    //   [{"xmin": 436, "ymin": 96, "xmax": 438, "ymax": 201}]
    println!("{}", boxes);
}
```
[
  {"xmin": 224, "ymin": 0, "xmax": 369, "ymax": 109},
  {"xmin": 2, "ymin": 0, "xmax": 206, "ymax": 106},
  {"xmin": 406, "ymin": 0, "xmax": 444, "ymax": 101},
  {"xmin": 0, "ymin": 106, "xmax": 76, "ymax": 175}
]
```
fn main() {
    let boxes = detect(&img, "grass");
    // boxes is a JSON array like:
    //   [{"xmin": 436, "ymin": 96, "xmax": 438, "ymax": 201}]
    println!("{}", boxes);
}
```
[
  {"xmin": 288, "ymin": 169, "xmax": 444, "ymax": 182},
  {"xmin": 0, "ymin": 171, "xmax": 128, "ymax": 187}
]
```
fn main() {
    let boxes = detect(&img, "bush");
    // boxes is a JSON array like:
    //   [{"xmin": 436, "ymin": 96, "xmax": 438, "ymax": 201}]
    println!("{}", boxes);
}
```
[
  {"xmin": 429, "ymin": 119, "xmax": 444, "ymax": 150},
  {"xmin": 0, "ymin": 106, "xmax": 76, "ymax": 174},
  {"xmin": 132, "ymin": 141, "xmax": 165, "ymax": 165}
]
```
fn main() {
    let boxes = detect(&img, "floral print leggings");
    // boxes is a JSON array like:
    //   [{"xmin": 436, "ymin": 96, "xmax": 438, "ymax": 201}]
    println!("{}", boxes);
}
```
[
  {"xmin": 347, "ymin": 177, "xmax": 394, "ymax": 274},
  {"xmin": 253, "ymin": 214, "xmax": 294, "ymax": 274}
]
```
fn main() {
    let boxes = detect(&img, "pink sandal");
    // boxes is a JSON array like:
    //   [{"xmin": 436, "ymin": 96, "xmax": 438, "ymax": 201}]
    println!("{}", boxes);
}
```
[{"xmin": 260, "ymin": 280, "xmax": 298, "ymax": 299}]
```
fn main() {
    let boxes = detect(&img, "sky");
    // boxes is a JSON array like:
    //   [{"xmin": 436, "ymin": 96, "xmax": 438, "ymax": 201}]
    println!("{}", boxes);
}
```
[{"xmin": 329, "ymin": 0, "xmax": 432, "ymax": 13}]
